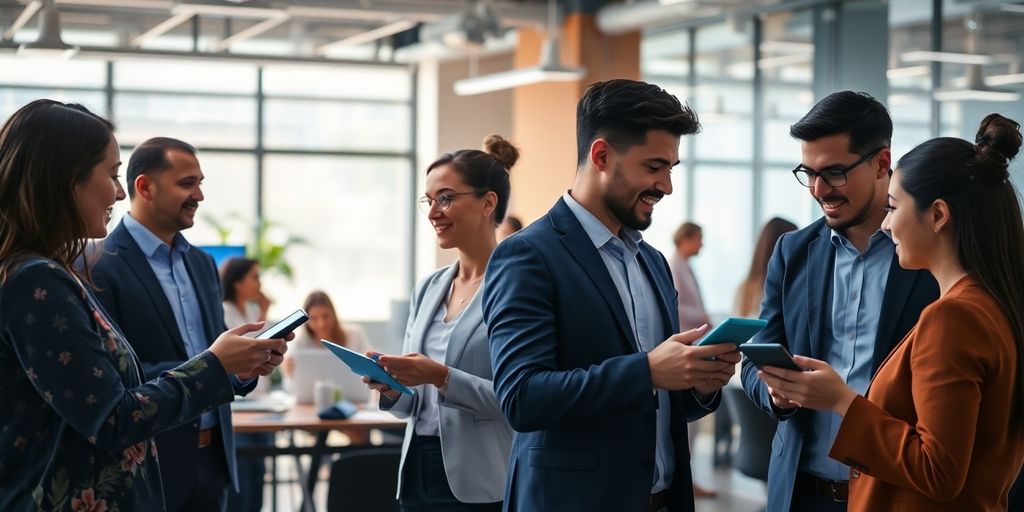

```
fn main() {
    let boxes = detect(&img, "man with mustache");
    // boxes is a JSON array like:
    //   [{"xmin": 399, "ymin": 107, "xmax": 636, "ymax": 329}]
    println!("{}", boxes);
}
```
[
  {"xmin": 740, "ymin": 91, "xmax": 938, "ymax": 511},
  {"xmin": 483, "ymin": 79, "xmax": 739, "ymax": 512},
  {"xmin": 89, "ymin": 137, "xmax": 262, "ymax": 512}
]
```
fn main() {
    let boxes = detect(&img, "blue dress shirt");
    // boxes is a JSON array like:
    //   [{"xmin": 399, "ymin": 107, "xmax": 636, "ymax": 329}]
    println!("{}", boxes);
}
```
[
  {"xmin": 562, "ymin": 192, "xmax": 675, "ymax": 493},
  {"xmin": 123, "ymin": 214, "xmax": 218, "ymax": 430},
  {"xmin": 800, "ymin": 229, "xmax": 892, "ymax": 481}
]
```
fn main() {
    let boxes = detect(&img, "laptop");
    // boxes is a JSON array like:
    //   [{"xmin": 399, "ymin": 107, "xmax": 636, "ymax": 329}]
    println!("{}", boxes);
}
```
[{"xmin": 286, "ymin": 348, "xmax": 372, "ymax": 405}]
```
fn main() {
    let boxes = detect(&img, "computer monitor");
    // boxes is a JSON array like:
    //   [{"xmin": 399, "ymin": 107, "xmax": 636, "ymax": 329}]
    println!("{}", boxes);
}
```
[{"xmin": 198, "ymin": 245, "xmax": 247, "ymax": 268}]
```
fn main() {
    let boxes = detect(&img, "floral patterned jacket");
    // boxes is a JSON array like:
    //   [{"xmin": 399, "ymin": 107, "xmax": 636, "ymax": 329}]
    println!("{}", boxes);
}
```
[{"xmin": 0, "ymin": 258, "xmax": 235, "ymax": 511}]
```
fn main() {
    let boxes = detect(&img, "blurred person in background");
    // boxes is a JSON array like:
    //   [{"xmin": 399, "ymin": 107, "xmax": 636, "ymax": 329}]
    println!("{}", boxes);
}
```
[
  {"xmin": 282, "ymin": 290, "xmax": 371, "ymax": 377},
  {"xmin": 495, "ymin": 214, "xmax": 522, "ymax": 242},
  {"xmin": 734, "ymin": 217, "xmax": 799, "ymax": 318}
]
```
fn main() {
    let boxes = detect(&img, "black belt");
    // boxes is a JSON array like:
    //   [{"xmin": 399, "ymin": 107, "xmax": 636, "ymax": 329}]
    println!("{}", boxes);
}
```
[
  {"xmin": 648, "ymin": 489, "xmax": 669, "ymax": 511},
  {"xmin": 797, "ymin": 472, "xmax": 848, "ymax": 502}
]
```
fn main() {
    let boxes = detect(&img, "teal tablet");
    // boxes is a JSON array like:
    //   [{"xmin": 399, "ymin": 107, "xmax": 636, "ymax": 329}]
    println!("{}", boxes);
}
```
[
  {"xmin": 321, "ymin": 339, "xmax": 415, "ymax": 396},
  {"xmin": 695, "ymin": 317, "xmax": 767, "ymax": 346}
]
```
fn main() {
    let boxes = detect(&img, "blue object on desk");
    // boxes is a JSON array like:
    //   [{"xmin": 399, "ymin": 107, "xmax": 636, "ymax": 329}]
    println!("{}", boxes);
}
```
[
  {"xmin": 318, "ymin": 399, "xmax": 359, "ymax": 420},
  {"xmin": 321, "ymin": 339, "xmax": 415, "ymax": 396}
]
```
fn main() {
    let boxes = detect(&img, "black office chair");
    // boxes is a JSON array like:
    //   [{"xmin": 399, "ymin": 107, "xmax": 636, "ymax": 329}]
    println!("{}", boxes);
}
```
[
  {"xmin": 723, "ymin": 385, "xmax": 777, "ymax": 482},
  {"xmin": 326, "ymin": 447, "xmax": 401, "ymax": 512}
]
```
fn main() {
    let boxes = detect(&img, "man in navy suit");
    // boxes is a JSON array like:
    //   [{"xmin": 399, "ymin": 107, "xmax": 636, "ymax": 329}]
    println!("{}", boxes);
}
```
[
  {"xmin": 483, "ymin": 79, "xmax": 739, "ymax": 512},
  {"xmin": 90, "ymin": 138, "xmax": 267, "ymax": 512},
  {"xmin": 740, "ymin": 92, "xmax": 939, "ymax": 511}
]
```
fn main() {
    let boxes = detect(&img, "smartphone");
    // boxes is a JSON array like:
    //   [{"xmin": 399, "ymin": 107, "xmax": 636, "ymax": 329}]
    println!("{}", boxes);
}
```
[
  {"xmin": 696, "ymin": 317, "xmax": 768, "ymax": 346},
  {"xmin": 738, "ymin": 343, "xmax": 803, "ymax": 372},
  {"xmin": 255, "ymin": 309, "xmax": 308, "ymax": 340}
]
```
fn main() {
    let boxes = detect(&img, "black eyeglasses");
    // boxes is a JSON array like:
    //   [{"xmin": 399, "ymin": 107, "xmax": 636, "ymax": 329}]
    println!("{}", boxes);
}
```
[
  {"xmin": 792, "ymin": 146, "xmax": 887, "ymax": 188},
  {"xmin": 418, "ymin": 191, "xmax": 478, "ymax": 214}
]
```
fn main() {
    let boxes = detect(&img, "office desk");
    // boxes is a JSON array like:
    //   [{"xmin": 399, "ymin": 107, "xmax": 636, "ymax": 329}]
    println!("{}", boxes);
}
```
[{"xmin": 233, "ymin": 404, "xmax": 405, "ymax": 512}]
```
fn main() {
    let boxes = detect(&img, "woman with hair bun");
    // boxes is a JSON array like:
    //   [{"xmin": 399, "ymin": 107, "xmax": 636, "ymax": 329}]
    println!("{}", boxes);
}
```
[
  {"xmin": 364, "ymin": 135, "xmax": 517, "ymax": 511},
  {"xmin": 756, "ymin": 114, "xmax": 1024, "ymax": 511}
]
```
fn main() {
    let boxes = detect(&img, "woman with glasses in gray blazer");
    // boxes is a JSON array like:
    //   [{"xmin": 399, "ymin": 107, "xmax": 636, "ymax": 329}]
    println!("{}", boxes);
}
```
[{"xmin": 365, "ymin": 135, "xmax": 518, "ymax": 511}]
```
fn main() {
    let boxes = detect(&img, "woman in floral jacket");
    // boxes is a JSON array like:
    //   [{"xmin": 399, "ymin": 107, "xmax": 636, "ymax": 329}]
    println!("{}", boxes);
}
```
[{"xmin": 0, "ymin": 100, "xmax": 290, "ymax": 511}]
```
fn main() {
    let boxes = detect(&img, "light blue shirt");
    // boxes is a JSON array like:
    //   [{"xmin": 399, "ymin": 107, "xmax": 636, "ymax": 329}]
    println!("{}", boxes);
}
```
[
  {"xmin": 123, "ymin": 214, "xmax": 218, "ymax": 430},
  {"xmin": 562, "ymin": 192, "xmax": 674, "ymax": 493},
  {"xmin": 801, "ymin": 229, "xmax": 892, "ymax": 481}
]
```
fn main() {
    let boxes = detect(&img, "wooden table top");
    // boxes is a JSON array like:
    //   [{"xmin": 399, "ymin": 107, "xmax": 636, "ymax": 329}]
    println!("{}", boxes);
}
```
[{"xmin": 232, "ymin": 403, "xmax": 406, "ymax": 434}]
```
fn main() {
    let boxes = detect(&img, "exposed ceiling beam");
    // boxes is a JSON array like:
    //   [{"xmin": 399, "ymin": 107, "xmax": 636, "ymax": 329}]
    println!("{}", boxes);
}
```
[
  {"xmin": 4, "ymin": 0, "xmax": 42, "ymax": 41},
  {"xmin": 131, "ymin": 10, "xmax": 193, "ymax": 47},
  {"xmin": 210, "ymin": 13, "xmax": 290, "ymax": 52},
  {"xmin": 316, "ymin": 19, "xmax": 416, "ymax": 55}
]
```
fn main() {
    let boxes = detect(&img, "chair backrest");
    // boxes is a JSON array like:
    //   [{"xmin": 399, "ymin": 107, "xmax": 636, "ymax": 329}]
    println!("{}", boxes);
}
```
[
  {"xmin": 723, "ymin": 385, "xmax": 777, "ymax": 482},
  {"xmin": 326, "ymin": 447, "xmax": 402, "ymax": 512}
]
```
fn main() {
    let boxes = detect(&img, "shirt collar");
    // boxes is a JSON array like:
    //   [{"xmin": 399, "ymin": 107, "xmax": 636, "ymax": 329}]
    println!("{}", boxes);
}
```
[
  {"xmin": 562, "ymin": 191, "xmax": 643, "ymax": 254},
  {"xmin": 122, "ymin": 213, "xmax": 191, "ymax": 257},
  {"xmin": 829, "ymin": 228, "xmax": 892, "ymax": 251}
]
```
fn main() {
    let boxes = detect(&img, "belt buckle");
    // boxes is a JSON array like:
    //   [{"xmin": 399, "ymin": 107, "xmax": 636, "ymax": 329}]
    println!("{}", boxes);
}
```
[{"xmin": 829, "ymin": 482, "xmax": 848, "ymax": 502}]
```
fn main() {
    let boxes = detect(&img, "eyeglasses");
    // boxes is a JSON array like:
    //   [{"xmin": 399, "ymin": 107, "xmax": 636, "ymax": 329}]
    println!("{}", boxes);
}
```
[
  {"xmin": 792, "ymin": 146, "xmax": 887, "ymax": 188},
  {"xmin": 418, "ymin": 191, "xmax": 478, "ymax": 214}
]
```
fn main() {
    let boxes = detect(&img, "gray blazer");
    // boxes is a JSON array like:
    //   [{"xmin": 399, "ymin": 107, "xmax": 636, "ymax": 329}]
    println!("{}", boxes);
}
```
[{"xmin": 380, "ymin": 263, "xmax": 513, "ymax": 503}]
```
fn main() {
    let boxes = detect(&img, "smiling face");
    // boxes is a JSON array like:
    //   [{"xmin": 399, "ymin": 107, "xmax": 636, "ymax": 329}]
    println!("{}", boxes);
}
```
[
  {"xmin": 597, "ymin": 129, "xmax": 678, "ymax": 231},
  {"xmin": 424, "ymin": 163, "xmax": 496, "ymax": 250},
  {"xmin": 800, "ymin": 133, "xmax": 889, "ymax": 233},
  {"xmin": 74, "ymin": 137, "xmax": 125, "ymax": 239},
  {"xmin": 882, "ymin": 170, "xmax": 937, "ymax": 270},
  {"xmin": 133, "ymin": 149, "xmax": 204, "ymax": 235}
]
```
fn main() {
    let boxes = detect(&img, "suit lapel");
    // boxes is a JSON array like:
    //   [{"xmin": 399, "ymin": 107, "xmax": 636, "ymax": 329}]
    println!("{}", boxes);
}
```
[
  {"xmin": 872, "ymin": 253, "xmax": 918, "ymax": 373},
  {"xmin": 445, "ymin": 289, "xmax": 483, "ymax": 366},
  {"xmin": 805, "ymin": 226, "xmax": 835, "ymax": 360},
  {"xmin": 410, "ymin": 264, "xmax": 457, "ymax": 354},
  {"xmin": 112, "ymin": 224, "xmax": 188, "ymax": 359},
  {"xmin": 551, "ymin": 200, "xmax": 638, "ymax": 354}
]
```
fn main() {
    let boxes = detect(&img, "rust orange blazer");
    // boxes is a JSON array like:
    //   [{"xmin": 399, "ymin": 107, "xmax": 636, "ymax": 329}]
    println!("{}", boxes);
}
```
[{"xmin": 830, "ymin": 276, "xmax": 1024, "ymax": 511}]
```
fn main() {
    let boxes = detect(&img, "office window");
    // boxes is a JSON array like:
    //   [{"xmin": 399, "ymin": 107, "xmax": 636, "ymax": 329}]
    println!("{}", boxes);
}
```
[
  {"xmin": 114, "ymin": 93, "xmax": 257, "ymax": 148},
  {"xmin": 263, "ymin": 99, "xmax": 411, "ymax": 152}
]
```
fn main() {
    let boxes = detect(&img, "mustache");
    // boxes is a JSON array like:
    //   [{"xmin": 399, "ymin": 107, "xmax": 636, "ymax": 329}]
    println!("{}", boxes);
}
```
[
  {"xmin": 182, "ymin": 201, "xmax": 200, "ymax": 209},
  {"xmin": 817, "ymin": 195, "xmax": 846, "ymax": 203},
  {"xmin": 640, "ymin": 190, "xmax": 665, "ymax": 200}
]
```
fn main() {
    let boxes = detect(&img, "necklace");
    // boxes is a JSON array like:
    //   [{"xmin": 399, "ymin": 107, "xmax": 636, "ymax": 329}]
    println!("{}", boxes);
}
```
[{"xmin": 452, "ymin": 275, "xmax": 484, "ymax": 305}]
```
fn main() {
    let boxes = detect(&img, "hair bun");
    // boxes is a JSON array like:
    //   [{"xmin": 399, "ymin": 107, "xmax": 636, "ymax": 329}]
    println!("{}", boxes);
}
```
[
  {"xmin": 975, "ymin": 114, "xmax": 1021, "ymax": 175},
  {"xmin": 483, "ymin": 134, "xmax": 519, "ymax": 170}
]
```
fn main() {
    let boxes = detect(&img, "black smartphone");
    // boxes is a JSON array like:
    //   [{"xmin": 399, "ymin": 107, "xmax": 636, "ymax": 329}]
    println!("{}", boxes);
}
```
[
  {"xmin": 738, "ymin": 343, "xmax": 803, "ymax": 372},
  {"xmin": 255, "ymin": 309, "xmax": 308, "ymax": 340}
]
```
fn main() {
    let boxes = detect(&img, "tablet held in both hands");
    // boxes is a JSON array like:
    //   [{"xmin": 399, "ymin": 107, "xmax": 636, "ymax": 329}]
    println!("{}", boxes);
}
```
[
  {"xmin": 695, "ymin": 317, "xmax": 768, "ymax": 346},
  {"xmin": 321, "ymin": 339, "xmax": 415, "ymax": 396}
]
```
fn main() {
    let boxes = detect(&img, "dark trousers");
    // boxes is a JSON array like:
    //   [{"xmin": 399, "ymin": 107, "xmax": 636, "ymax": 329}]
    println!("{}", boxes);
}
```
[
  {"xmin": 790, "ymin": 472, "xmax": 847, "ymax": 512},
  {"xmin": 225, "ymin": 433, "xmax": 272, "ymax": 512},
  {"xmin": 167, "ymin": 432, "xmax": 229, "ymax": 512},
  {"xmin": 400, "ymin": 435, "xmax": 502, "ymax": 512}
]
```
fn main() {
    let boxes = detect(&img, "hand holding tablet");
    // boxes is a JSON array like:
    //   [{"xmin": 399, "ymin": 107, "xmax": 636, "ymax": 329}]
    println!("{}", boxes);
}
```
[{"xmin": 321, "ymin": 340, "xmax": 415, "ymax": 395}]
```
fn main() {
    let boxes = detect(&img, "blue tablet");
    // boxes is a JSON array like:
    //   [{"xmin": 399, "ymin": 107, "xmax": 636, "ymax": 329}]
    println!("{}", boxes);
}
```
[
  {"xmin": 321, "ymin": 340, "xmax": 415, "ymax": 396},
  {"xmin": 695, "ymin": 317, "xmax": 767, "ymax": 346}
]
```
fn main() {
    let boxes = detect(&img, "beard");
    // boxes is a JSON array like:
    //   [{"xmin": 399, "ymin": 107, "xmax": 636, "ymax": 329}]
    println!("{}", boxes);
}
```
[
  {"xmin": 603, "ymin": 163, "xmax": 663, "ymax": 231},
  {"xmin": 821, "ymin": 185, "xmax": 875, "ymax": 233}
]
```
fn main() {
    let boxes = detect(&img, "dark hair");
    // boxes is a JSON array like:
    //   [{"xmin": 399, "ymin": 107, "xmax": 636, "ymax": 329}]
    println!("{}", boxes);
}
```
[
  {"xmin": 672, "ymin": 222, "xmax": 702, "ymax": 246},
  {"xmin": 735, "ymin": 217, "xmax": 798, "ymax": 317},
  {"xmin": 219, "ymin": 257, "xmax": 258, "ymax": 303},
  {"xmin": 426, "ymin": 134, "xmax": 518, "ymax": 223},
  {"xmin": 897, "ymin": 113, "xmax": 1024, "ymax": 427},
  {"xmin": 502, "ymin": 215, "xmax": 523, "ymax": 232},
  {"xmin": 790, "ymin": 91, "xmax": 892, "ymax": 155},
  {"xmin": 0, "ymin": 99, "xmax": 114, "ymax": 281},
  {"xmin": 303, "ymin": 290, "xmax": 348, "ymax": 346},
  {"xmin": 576, "ymin": 79, "xmax": 700, "ymax": 166},
  {"xmin": 126, "ymin": 137, "xmax": 197, "ymax": 199}
]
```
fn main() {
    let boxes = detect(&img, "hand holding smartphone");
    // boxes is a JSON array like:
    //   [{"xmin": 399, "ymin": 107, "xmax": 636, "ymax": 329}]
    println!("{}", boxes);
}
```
[
  {"xmin": 255, "ymin": 309, "xmax": 308, "ymax": 340},
  {"xmin": 738, "ymin": 343, "xmax": 803, "ymax": 372}
]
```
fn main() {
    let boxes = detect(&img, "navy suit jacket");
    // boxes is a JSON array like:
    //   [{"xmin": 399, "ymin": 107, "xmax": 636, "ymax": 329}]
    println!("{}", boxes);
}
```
[
  {"xmin": 88, "ymin": 221, "xmax": 254, "ymax": 497},
  {"xmin": 740, "ymin": 217, "xmax": 939, "ymax": 512},
  {"xmin": 483, "ymin": 198, "xmax": 717, "ymax": 512}
]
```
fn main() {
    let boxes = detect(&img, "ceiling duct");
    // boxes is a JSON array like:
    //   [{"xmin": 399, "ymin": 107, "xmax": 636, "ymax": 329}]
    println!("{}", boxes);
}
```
[
  {"xmin": 18, "ymin": 0, "xmax": 77, "ymax": 58},
  {"xmin": 419, "ymin": 0, "xmax": 504, "ymax": 51}
]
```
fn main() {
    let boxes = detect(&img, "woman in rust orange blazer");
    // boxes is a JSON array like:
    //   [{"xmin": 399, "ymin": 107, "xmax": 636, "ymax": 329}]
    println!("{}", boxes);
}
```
[{"xmin": 757, "ymin": 113, "xmax": 1024, "ymax": 511}]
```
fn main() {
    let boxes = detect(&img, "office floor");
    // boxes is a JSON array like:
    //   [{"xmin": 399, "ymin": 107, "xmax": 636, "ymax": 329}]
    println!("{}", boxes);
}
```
[{"xmin": 257, "ymin": 416, "xmax": 768, "ymax": 511}]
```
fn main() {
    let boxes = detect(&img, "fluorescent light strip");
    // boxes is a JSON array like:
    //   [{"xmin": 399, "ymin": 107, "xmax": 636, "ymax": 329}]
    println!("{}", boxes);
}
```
[
  {"xmin": 887, "ymin": 65, "xmax": 930, "ymax": 79},
  {"xmin": 987, "ymin": 73, "xmax": 1024, "ymax": 86},
  {"xmin": 171, "ymin": 4, "xmax": 286, "ymax": 19},
  {"xmin": 901, "ymin": 51, "xmax": 993, "ymax": 65},
  {"xmin": 210, "ymin": 15, "xmax": 289, "ymax": 52},
  {"xmin": 317, "ymin": 20, "xmax": 416, "ymax": 55},
  {"xmin": 454, "ymin": 67, "xmax": 584, "ymax": 96},
  {"xmin": 4, "ymin": 0, "xmax": 42, "ymax": 41},
  {"xmin": 131, "ymin": 11, "xmax": 194, "ymax": 47},
  {"xmin": 933, "ymin": 89, "xmax": 1020, "ymax": 102}
]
